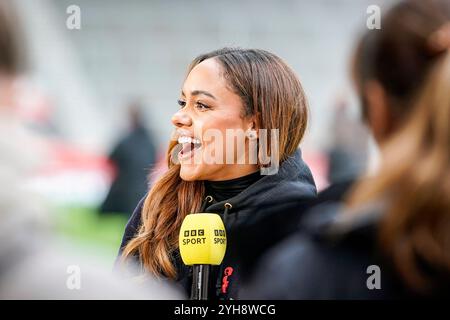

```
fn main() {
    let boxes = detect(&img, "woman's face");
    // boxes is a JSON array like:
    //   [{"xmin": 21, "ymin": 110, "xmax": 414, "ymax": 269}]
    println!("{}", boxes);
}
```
[{"xmin": 171, "ymin": 58, "xmax": 258, "ymax": 181}]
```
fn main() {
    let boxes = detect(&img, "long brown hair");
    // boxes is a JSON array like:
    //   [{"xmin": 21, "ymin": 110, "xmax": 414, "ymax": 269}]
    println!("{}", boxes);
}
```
[
  {"xmin": 348, "ymin": 0, "xmax": 450, "ymax": 293},
  {"xmin": 121, "ymin": 48, "xmax": 309, "ymax": 278}
]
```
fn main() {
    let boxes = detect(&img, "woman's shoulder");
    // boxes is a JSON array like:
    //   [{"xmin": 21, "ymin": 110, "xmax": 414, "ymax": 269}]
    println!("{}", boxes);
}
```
[{"xmin": 117, "ymin": 195, "xmax": 146, "ymax": 254}]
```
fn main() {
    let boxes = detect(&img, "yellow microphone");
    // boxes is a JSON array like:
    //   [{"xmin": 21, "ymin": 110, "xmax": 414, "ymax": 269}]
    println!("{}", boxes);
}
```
[{"xmin": 179, "ymin": 213, "xmax": 227, "ymax": 300}]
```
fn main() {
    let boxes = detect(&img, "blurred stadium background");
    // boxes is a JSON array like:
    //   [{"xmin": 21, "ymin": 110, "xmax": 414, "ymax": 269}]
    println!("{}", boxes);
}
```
[{"xmin": 11, "ymin": 0, "xmax": 389, "ymax": 264}]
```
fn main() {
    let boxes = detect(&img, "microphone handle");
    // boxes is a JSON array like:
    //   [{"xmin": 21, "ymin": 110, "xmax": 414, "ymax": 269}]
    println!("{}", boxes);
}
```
[{"xmin": 190, "ymin": 264, "xmax": 210, "ymax": 300}]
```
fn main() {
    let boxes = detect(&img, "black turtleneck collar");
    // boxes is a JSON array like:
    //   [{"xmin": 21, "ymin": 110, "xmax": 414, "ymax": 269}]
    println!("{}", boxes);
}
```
[{"xmin": 205, "ymin": 170, "xmax": 262, "ymax": 203}]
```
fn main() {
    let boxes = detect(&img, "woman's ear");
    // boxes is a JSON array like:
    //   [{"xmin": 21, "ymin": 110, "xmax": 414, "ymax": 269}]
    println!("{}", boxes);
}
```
[
  {"xmin": 249, "ymin": 113, "xmax": 261, "ymax": 130},
  {"xmin": 364, "ymin": 80, "xmax": 392, "ymax": 144},
  {"xmin": 245, "ymin": 115, "xmax": 259, "ymax": 139}
]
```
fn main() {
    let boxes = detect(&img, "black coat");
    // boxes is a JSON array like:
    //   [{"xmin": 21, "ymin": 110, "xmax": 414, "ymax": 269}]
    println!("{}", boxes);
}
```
[{"xmin": 116, "ymin": 149, "xmax": 317, "ymax": 300}]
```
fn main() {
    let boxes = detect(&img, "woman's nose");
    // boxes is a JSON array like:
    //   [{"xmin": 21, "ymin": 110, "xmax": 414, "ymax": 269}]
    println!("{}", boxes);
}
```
[{"xmin": 171, "ymin": 109, "xmax": 192, "ymax": 128}]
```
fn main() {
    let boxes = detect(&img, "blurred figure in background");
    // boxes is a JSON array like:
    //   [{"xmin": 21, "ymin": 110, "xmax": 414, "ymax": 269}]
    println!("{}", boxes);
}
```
[
  {"xmin": 311, "ymin": 96, "xmax": 370, "ymax": 206},
  {"xmin": 0, "ymin": 0, "xmax": 181, "ymax": 299},
  {"xmin": 100, "ymin": 102, "xmax": 156, "ymax": 217},
  {"xmin": 244, "ymin": 0, "xmax": 450, "ymax": 299},
  {"xmin": 327, "ymin": 96, "xmax": 369, "ymax": 186}
]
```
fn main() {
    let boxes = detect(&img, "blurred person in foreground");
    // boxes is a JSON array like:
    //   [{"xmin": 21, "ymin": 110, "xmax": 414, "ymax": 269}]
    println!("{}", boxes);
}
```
[
  {"xmin": 0, "ymin": 0, "xmax": 182, "ymax": 299},
  {"xmin": 100, "ymin": 102, "xmax": 157, "ymax": 217},
  {"xmin": 243, "ymin": 0, "xmax": 450, "ymax": 299}
]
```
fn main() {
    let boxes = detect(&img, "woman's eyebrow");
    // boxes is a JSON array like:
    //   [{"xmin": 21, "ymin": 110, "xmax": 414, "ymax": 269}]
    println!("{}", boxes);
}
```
[{"xmin": 181, "ymin": 89, "xmax": 216, "ymax": 100}]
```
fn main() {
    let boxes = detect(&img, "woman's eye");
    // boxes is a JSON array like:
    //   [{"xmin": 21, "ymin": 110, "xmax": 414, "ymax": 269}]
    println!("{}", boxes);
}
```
[
  {"xmin": 196, "ymin": 102, "xmax": 210, "ymax": 110},
  {"xmin": 177, "ymin": 99, "xmax": 186, "ymax": 108}
]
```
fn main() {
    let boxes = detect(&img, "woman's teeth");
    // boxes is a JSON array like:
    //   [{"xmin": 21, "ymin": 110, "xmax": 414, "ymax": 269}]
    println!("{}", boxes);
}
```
[
  {"xmin": 178, "ymin": 136, "xmax": 201, "ymax": 145},
  {"xmin": 178, "ymin": 136, "xmax": 202, "ymax": 159}
]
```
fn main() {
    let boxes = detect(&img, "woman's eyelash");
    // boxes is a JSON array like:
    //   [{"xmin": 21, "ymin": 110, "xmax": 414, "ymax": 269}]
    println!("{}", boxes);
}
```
[
  {"xmin": 177, "ymin": 100, "xmax": 211, "ymax": 110},
  {"xmin": 196, "ymin": 102, "xmax": 210, "ymax": 110}
]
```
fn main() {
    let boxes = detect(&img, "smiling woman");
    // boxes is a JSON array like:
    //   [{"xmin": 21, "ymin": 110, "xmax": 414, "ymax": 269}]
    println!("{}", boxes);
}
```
[{"xmin": 117, "ymin": 48, "xmax": 317, "ymax": 300}]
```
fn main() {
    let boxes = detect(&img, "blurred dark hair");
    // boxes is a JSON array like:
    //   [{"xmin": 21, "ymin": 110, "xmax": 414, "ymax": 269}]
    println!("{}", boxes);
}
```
[
  {"xmin": 349, "ymin": 0, "xmax": 450, "ymax": 294},
  {"xmin": 0, "ymin": 0, "xmax": 24, "ymax": 75},
  {"xmin": 353, "ymin": 0, "xmax": 450, "ymax": 122}
]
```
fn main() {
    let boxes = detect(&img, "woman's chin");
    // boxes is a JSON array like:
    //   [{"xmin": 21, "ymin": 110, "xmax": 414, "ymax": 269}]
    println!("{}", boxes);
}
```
[{"xmin": 179, "ymin": 165, "xmax": 201, "ymax": 181}]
